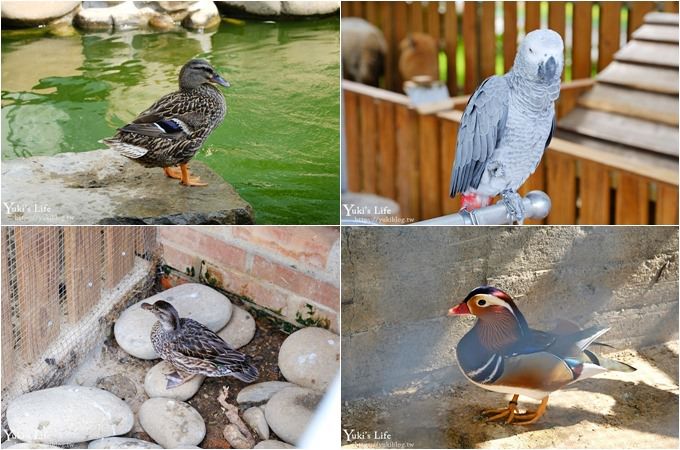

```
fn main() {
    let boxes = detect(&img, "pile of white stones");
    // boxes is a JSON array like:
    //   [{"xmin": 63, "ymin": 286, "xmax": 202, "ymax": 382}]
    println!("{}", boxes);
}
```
[{"xmin": 5, "ymin": 283, "xmax": 340, "ymax": 449}]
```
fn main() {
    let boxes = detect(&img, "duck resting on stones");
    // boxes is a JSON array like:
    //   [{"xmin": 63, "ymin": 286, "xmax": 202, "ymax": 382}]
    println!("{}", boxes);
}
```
[
  {"xmin": 141, "ymin": 300, "xmax": 258, "ymax": 388},
  {"xmin": 103, "ymin": 59, "xmax": 229, "ymax": 187}
]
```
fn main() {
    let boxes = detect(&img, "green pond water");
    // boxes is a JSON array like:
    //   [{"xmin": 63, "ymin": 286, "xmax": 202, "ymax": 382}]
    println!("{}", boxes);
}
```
[{"xmin": 1, "ymin": 18, "xmax": 340, "ymax": 224}]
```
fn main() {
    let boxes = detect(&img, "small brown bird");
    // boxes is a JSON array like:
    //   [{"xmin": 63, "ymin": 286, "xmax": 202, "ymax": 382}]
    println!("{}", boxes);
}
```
[
  {"xmin": 142, "ymin": 300, "xmax": 258, "ymax": 388},
  {"xmin": 103, "ymin": 59, "xmax": 229, "ymax": 187},
  {"xmin": 398, "ymin": 32, "xmax": 439, "ymax": 85},
  {"xmin": 448, "ymin": 286, "xmax": 635, "ymax": 425}
]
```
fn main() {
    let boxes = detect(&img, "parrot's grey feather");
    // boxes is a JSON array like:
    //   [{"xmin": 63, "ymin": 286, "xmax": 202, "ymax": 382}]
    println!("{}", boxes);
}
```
[{"xmin": 449, "ymin": 76, "xmax": 510, "ymax": 197}]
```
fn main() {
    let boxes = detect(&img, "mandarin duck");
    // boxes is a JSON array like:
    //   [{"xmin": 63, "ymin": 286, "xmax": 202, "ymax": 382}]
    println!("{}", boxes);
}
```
[
  {"xmin": 142, "ymin": 300, "xmax": 258, "ymax": 388},
  {"xmin": 103, "ymin": 59, "xmax": 229, "ymax": 187},
  {"xmin": 448, "ymin": 286, "xmax": 635, "ymax": 425}
]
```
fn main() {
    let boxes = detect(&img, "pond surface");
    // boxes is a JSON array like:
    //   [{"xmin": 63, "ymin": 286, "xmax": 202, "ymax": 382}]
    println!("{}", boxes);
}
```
[{"xmin": 1, "ymin": 17, "xmax": 340, "ymax": 224}]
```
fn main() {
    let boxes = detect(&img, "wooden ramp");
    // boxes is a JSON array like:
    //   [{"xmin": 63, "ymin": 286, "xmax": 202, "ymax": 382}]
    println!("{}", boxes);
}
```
[{"xmin": 556, "ymin": 12, "xmax": 678, "ymax": 224}]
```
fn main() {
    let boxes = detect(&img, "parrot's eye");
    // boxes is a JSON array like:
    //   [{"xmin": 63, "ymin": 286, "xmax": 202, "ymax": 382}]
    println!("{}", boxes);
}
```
[
  {"xmin": 477, "ymin": 299, "xmax": 487, "ymax": 306},
  {"xmin": 529, "ymin": 48, "xmax": 534, "ymax": 54}
]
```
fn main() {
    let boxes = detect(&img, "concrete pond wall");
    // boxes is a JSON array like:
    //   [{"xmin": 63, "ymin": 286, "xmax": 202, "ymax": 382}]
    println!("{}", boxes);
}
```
[{"xmin": 341, "ymin": 226, "xmax": 679, "ymax": 400}]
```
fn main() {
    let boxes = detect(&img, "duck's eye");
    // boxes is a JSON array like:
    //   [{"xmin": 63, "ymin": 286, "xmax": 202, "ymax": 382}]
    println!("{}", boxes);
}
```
[{"xmin": 477, "ymin": 299, "xmax": 487, "ymax": 306}]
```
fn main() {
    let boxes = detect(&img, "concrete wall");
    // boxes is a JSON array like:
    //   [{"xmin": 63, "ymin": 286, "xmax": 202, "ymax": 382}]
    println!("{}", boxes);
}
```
[
  {"xmin": 341, "ymin": 226, "xmax": 679, "ymax": 400},
  {"xmin": 159, "ymin": 226, "xmax": 340, "ymax": 332}
]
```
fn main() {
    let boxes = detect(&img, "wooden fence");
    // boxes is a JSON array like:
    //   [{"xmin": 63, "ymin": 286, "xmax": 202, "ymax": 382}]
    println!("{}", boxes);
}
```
[
  {"xmin": 343, "ymin": 79, "xmax": 679, "ymax": 224},
  {"xmin": 1, "ymin": 226, "xmax": 157, "ymax": 392},
  {"xmin": 341, "ymin": 1, "xmax": 680, "ymax": 93}
]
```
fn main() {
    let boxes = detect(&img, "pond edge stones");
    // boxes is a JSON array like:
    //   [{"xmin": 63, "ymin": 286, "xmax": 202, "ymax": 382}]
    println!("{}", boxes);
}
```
[
  {"xmin": 264, "ymin": 386, "xmax": 322, "ymax": 446},
  {"xmin": 278, "ymin": 327, "xmax": 339, "ymax": 391},
  {"xmin": 87, "ymin": 437, "xmax": 162, "ymax": 449},
  {"xmin": 236, "ymin": 381, "xmax": 296, "ymax": 405},
  {"xmin": 114, "ymin": 283, "xmax": 232, "ymax": 359},
  {"xmin": 138, "ymin": 397, "xmax": 205, "ymax": 448},
  {"xmin": 6, "ymin": 386, "xmax": 134, "ymax": 445}
]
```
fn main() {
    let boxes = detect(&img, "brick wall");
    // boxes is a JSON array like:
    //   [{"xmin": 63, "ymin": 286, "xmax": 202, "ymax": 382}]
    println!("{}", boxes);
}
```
[{"xmin": 159, "ymin": 226, "xmax": 340, "ymax": 333}]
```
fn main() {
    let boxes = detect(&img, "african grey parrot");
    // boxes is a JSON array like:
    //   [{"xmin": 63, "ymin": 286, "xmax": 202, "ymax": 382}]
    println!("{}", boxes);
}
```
[{"xmin": 449, "ymin": 29, "xmax": 564, "ymax": 223}]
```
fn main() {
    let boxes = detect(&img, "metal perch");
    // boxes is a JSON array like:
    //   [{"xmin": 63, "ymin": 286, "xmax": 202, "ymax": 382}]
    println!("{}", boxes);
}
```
[{"xmin": 415, "ymin": 191, "xmax": 551, "ymax": 225}]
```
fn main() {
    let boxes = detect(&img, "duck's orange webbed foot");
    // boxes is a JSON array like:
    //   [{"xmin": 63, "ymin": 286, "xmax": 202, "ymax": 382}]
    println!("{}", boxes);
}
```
[
  {"xmin": 179, "ymin": 163, "xmax": 207, "ymax": 187},
  {"xmin": 163, "ymin": 166, "xmax": 182, "ymax": 180},
  {"xmin": 481, "ymin": 395, "xmax": 549, "ymax": 425}
]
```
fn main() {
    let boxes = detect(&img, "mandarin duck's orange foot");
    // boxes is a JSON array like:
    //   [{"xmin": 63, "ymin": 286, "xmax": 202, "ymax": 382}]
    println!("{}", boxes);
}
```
[
  {"xmin": 482, "ymin": 396, "xmax": 549, "ymax": 425},
  {"xmin": 163, "ymin": 166, "xmax": 182, "ymax": 179},
  {"xmin": 179, "ymin": 163, "xmax": 208, "ymax": 187}
]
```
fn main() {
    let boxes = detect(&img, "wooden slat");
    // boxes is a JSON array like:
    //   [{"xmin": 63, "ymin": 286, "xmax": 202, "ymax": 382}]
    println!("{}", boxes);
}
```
[
  {"xmin": 503, "ymin": 2, "xmax": 518, "ymax": 72},
  {"xmin": 645, "ymin": 12, "xmax": 679, "ymax": 25},
  {"xmin": 577, "ymin": 83, "xmax": 678, "ymax": 126},
  {"xmin": 1, "ymin": 229, "xmax": 15, "ymax": 390},
  {"xmin": 662, "ymin": 3, "xmax": 679, "ymax": 14},
  {"xmin": 628, "ymin": 1, "xmax": 655, "ymax": 39},
  {"xmin": 632, "ymin": 24, "xmax": 679, "ymax": 43},
  {"xmin": 340, "ymin": 1, "xmax": 350, "ymax": 17},
  {"xmin": 444, "ymin": 3, "xmax": 458, "ymax": 95},
  {"xmin": 525, "ymin": 1, "xmax": 541, "ymax": 33},
  {"xmin": 419, "ymin": 114, "xmax": 441, "ymax": 219},
  {"xmin": 463, "ymin": 2, "xmax": 479, "ymax": 93},
  {"xmin": 344, "ymin": 90, "xmax": 361, "ymax": 191},
  {"xmin": 105, "ymin": 227, "xmax": 135, "ymax": 289},
  {"xmin": 480, "ymin": 2, "xmax": 495, "ymax": 79},
  {"xmin": 381, "ymin": 4, "xmax": 395, "ymax": 92},
  {"xmin": 364, "ymin": 1, "xmax": 379, "ymax": 27},
  {"xmin": 572, "ymin": 2, "xmax": 593, "ymax": 79},
  {"xmin": 64, "ymin": 227, "xmax": 102, "ymax": 323},
  {"xmin": 408, "ymin": 1, "xmax": 424, "ymax": 33},
  {"xmin": 395, "ymin": 104, "xmax": 420, "ymax": 219},
  {"xmin": 440, "ymin": 119, "xmax": 459, "ymax": 215},
  {"xmin": 545, "ymin": 151, "xmax": 577, "ymax": 224},
  {"xmin": 615, "ymin": 40, "xmax": 679, "ymax": 68},
  {"xmin": 579, "ymin": 160, "xmax": 612, "ymax": 224},
  {"xmin": 559, "ymin": 107, "xmax": 679, "ymax": 157},
  {"xmin": 656, "ymin": 183, "xmax": 679, "ymax": 224},
  {"xmin": 377, "ymin": 100, "xmax": 396, "ymax": 199},
  {"xmin": 426, "ymin": 1, "xmax": 440, "ymax": 43},
  {"xmin": 14, "ymin": 227, "xmax": 61, "ymax": 361},
  {"xmin": 615, "ymin": 173, "xmax": 650, "ymax": 224},
  {"xmin": 598, "ymin": 2, "xmax": 622, "ymax": 71},
  {"xmin": 549, "ymin": 2, "xmax": 566, "ymax": 79},
  {"xmin": 393, "ymin": 2, "xmax": 409, "ymax": 92},
  {"xmin": 359, "ymin": 95, "xmax": 377, "ymax": 192},
  {"xmin": 597, "ymin": 61, "xmax": 679, "ymax": 94}
]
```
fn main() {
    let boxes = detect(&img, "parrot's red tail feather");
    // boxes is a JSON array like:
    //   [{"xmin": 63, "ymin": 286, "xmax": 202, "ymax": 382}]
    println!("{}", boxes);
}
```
[{"xmin": 461, "ymin": 193, "xmax": 493, "ymax": 210}]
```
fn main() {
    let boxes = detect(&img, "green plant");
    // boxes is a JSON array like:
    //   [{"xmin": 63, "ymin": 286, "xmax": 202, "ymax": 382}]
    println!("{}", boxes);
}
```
[{"xmin": 295, "ymin": 303, "xmax": 330, "ymax": 329}]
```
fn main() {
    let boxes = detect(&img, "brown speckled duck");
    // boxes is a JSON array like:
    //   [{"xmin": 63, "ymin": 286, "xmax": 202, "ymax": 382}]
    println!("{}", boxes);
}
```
[
  {"xmin": 103, "ymin": 59, "xmax": 229, "ymax": 187},
  {"xmin": 142, "ymin": 300, "xmax": 258, "ymax": 388}
]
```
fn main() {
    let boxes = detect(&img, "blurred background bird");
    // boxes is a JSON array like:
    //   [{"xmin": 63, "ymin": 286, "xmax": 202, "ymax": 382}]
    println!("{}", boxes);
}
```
[
  {"xmin": 142, "ymin": 300, "xmax": 258, "ymax": 389},
  {"xmin": 448, "ymin": 286, "xmax": 636, "ymax": 425},
  {"xmin": 449, "ymin": 29, "xmax": 564, "ymax": 223},
  {"xmin": 341, "ymin": 17, "xmax": 387, "ymax": 87}
]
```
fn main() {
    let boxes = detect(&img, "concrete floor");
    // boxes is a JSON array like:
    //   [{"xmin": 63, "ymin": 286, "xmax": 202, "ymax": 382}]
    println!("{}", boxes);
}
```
[{"xmin": 342, "ymin": 342, "xmax": 678, "ymax": 449}]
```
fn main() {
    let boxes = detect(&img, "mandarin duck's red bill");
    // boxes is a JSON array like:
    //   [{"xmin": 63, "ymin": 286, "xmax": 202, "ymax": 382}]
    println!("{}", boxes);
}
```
[{"xmin": 448, "ymin": 286, "xmax": 636, "ymax": 425}]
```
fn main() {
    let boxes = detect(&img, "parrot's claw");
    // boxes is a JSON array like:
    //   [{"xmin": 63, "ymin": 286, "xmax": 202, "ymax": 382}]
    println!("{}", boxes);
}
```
[{"xmin": 501, "ymin": 190, "xmax": 525, "ymax": 224}]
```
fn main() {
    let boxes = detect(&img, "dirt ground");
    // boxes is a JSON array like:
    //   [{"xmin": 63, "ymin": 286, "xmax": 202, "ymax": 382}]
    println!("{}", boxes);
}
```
[
  {"xmin": 341, "ymin": 342, "xmax": 679, "ymax": 449},
  {"xmin": 70, "ymin": 296, "xmax": 289, "ymax": 449}
]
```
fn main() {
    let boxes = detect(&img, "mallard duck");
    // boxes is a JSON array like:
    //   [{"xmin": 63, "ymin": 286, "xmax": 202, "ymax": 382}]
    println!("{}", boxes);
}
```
[
  {"xmin": 103, "ymin": 59, "xmax": 229, "ymax": 187},
  {"xmin": 141, "ymin": 300, "xmax": 258, "ymax": 388}
]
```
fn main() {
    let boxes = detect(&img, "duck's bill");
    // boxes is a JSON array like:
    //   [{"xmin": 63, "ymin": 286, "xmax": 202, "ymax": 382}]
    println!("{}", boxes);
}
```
[
  {"xmin": 448, "ymin": 302, "xmax": 470, "ymax": 316},
  {"xmin": 211, "ymin": 74, "xmax": 230, "ymax": 88}
]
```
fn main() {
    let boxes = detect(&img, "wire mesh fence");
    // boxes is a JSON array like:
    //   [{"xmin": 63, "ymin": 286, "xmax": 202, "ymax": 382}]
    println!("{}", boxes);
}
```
[{"xmin": 1, "ymin": 226, "xmax": 158, "ymax": 422}]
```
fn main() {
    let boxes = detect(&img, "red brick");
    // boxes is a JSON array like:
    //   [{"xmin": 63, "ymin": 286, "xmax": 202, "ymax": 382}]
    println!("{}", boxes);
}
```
[
  {"xmin": 208, "ymin": 265, "xmax": 288, "ymax": 312},
  {"xmin": 250, "ymin": 255, "xmax": 339, "ymax": 311},
  {"xmin": 160, "ymin": 228, "xmax": 247, "ymax": 272},
  {"xmin": 161, "ymin": 243, "xmax": 198, "ymax": 274},
  {"xmin": 233, "ymin": 227, "xmax": 339, "ymax": 269}
]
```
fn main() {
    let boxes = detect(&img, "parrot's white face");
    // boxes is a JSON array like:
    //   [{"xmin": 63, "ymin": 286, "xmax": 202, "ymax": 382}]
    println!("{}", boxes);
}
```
[{"xmin": 516, "ymin": 29, "xmax": 564, "ymax": 84}]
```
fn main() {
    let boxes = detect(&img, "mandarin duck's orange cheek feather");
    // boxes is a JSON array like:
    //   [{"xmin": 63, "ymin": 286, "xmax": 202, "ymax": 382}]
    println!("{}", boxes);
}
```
[{"xmin": 447, "ymin": 285, "xmax": 636, "ymax": 425}]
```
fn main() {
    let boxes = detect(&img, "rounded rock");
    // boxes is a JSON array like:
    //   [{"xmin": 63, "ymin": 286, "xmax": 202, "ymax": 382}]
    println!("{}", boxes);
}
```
[
  {"xmin": 254, "ymin": 441, "xmax": 295, "ymax": 449},
  {"xmin": 0, "ymin": 1, "xmax": 80, "ymax": 27},
  {"xmin": 264, "ymin": 387, "xmax": 322, "ymax": 445},
  {"xmin": 88, "ymin": 437, "xmax": 162, "ymax": 449},
  {"xmin": 236, "ymin": 381, "xmax": 296, "ymax": 404},
  {"xmin": 144, "ymin": 360, "xmax": 205, "ymax": 401},
  {"xmin": 148, "ymin": 13, "xmax": 175, "ymax": 30},
  {"xmin": 281, "ymin": 1, "xmax": 340, "ymax": 16},
  {"xmin": 243, "ymin": 406, "xmax": 269, "ymax": 440},
  {"xmin": 278, "ymin": 327, "xmax": 339, "ymax": 391},
  {"xmin": 114, "ymin": 283, "xmax": 232, "ymax": 359},
  {"xmin": 182, "ymin": 0, "xmax": 220, "ymax": 30},
  {"xmin": 5, "ymin": 444, "xmax": 62, "ymax": 449},
  {"xmin": 138, "ymin": 398, "xmax": 205, "ymax": 448},
  {"xmin": 217, "ymin": 306, "xmax": 256, "ymax": 349},
  {"xmin": 7, "ymin": 386, "xmax": 133, "ymax": 445}
]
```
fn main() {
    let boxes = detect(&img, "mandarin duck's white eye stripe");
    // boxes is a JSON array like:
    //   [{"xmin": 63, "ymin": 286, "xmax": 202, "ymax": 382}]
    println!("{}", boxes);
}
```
[{"xmin": 449, "ymin": 285, "xmax": 636, "ymax": 425}]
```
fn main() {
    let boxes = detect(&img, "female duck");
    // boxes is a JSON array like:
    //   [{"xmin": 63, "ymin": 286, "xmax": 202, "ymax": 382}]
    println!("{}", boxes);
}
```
[{"xmin": 103, "ymin": 59, "xmax": 229, "ymax": 187}]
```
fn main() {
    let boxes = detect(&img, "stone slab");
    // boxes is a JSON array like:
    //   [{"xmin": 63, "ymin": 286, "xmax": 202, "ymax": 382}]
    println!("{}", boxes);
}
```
[{"xmin": 1, "ymin": 149, "xmax": 253, "ymax": 225}]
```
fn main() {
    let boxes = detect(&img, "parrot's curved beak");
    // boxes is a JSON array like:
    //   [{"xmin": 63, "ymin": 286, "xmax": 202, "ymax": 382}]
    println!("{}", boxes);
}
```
[{"xmin": 539, "ymin": 56, "xmax": 557, "ymax": 81}]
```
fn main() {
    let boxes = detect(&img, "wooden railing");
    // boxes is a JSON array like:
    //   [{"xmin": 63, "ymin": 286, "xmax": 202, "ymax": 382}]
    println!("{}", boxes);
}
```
[
  {"xmin": 343, "ymin": 79, "xmax": 679, "ymax": 224},
  {"xmin": 341, "ymin": 1, "xmax": 680, "ymax": 94}
]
